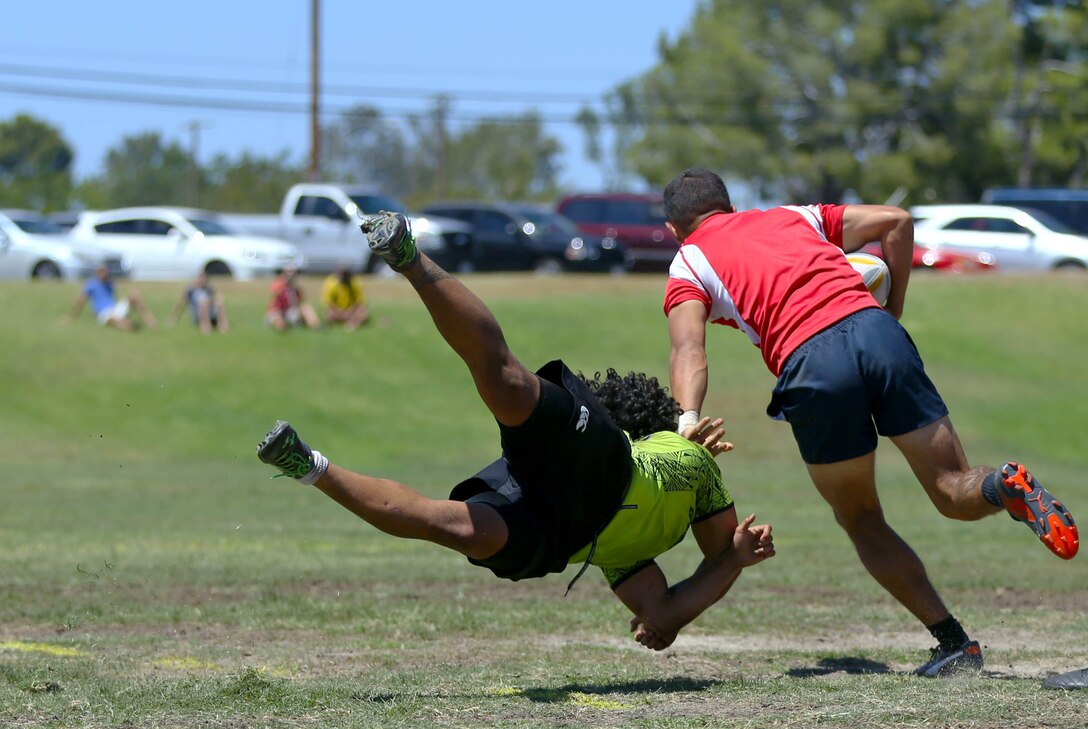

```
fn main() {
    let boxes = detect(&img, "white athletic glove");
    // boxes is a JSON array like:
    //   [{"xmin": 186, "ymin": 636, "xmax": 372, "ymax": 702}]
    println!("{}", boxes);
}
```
[{"xmin": 677, "ymin": 410, "xmax": 700, "ymax": 434}]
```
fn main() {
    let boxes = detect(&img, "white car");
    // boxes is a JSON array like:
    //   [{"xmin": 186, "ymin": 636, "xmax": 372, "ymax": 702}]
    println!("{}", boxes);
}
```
[
  {"xmin": 911, "ymin": 204, "xmax": 1088, "ymax": 271},
  {"xmin": 70, "ymin": 207, "xmax": 305, "ymax": 280},
  {"xmin": 0, "ymin": 209, "xmax": 128, "ymax": 281}
]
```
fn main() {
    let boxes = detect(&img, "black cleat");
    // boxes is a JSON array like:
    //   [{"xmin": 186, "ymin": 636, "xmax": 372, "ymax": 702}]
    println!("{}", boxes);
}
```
[
  {"xmin": 256, "ymin": 420, "xmax": 314, "ymax": 480},
  {"xmin": 360, "ymin": 211, "xmax": 417, "ymax": 271},
  {"xmin": 913, "ymin": 640, "xmax": 983, "ymax": 678}
]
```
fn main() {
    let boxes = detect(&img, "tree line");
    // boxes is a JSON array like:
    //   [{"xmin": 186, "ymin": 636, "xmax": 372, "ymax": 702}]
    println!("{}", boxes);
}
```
[{"xmin": 1, "ymin": 0, "xmax": 1084, "ymax": 214}]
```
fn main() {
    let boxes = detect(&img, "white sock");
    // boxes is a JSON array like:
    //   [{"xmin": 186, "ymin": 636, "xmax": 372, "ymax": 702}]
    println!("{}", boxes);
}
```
[{"xmin": 299, "ymin": 450, "xmax": 329, "ymax": 486}]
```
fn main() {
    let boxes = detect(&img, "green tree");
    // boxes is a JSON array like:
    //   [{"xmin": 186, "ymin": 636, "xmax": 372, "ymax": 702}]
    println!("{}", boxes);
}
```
[
  {"xmin": 411, "ymin": 105, "xmax": 562, "ymax": 204},
  {"xmin": 85, "ymin": 132, "xmax": 195, "ymax": 207},
  {"xmin": 1009, "ymin": 0, "xmax": 1088, "ymax": 187},
  {"xmin": 589, "ymin": 0, "xmax": 1086, "ymax": 204},
  {"xmin": 0, "ymin": 114, "xmax": 74, "ymax": 211},
  {"xmin": 205, "ymin": 151, "xmax": 304, "ymax": 212},
  {"xmin": 321, "ymin": 99, "xmax": 563, "ymax": 205},
  {"xmin": 320, "ymin": 105, "xmax": 412, "ymax": 196},
  {"xmin": 442, "ymin": 115, "xmax": 561, "ymax": 202}
]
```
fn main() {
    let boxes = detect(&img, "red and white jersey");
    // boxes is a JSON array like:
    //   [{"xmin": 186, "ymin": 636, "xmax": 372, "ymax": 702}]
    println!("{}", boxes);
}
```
[{"xmin": 663, "ymin": 204, "xmax": 878, "ymax": 376}]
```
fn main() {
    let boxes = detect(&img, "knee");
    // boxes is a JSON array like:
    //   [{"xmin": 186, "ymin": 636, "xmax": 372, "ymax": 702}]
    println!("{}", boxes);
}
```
[
  {"xmin": 928, "ymin": 490, "xmax": 964, "ymax": 519},
  {"xmin": 927, "ymin": 471, "xmax": 985, "ymax": 520},
  {"xmin": 833, "ymin": 505, "xmax": 889, "ymax": 541}
]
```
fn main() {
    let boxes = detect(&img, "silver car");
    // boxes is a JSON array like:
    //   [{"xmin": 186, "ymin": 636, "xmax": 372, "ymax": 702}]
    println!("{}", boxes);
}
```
[
  {"xmin": 70, "ymin": 207, "xmax": 305, "ymax": 281},
  {"xmin": 0, "ymin": 209, "xmax": 128, "ymax": 280},
  {"xmin": 912, "ymin": 204, "xmax": 1088, "ymax": 272}
]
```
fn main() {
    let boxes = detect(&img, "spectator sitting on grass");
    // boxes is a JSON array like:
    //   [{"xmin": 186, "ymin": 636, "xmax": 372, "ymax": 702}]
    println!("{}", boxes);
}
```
[
  {"xmin": 68, "ymin": 265, "xmax": 157, "ymax": 332},
  {"xmin": 321, "ymin": 266, "xmax": 370, "ymax": 331},
  {"xmin": 168, "ymin": 271, "xmax": 230, "ymax": 334},
  {"xmin": 266, "ymin": 267, "xmax": 320, "ymax": 331}
]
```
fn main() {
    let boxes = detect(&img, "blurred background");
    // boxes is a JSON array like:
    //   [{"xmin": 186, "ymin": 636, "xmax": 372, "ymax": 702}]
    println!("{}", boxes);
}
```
[
  {"xmin": 3, "ymin": 0, "xmax": 1084, "ymax": 212},
  {"xmin": 2, "ymin": 0, "xmax": 1086, "ymax": 280}
]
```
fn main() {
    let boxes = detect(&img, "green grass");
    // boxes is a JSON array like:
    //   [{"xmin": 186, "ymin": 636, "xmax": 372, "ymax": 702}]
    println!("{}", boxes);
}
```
[{"xmin": 1, "ymin": 272, "xmax": 1086, "ymax": 728}]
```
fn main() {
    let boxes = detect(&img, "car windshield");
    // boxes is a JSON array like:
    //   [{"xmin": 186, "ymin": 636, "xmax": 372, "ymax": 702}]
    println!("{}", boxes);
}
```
[
  {"xmin": 512, "ymin": 207, "xmax": 580, "ymax": 236},
  {"xmin": 1022, "ymin": 208, "xmax": 1078, "ymax": 234},
  {"xmin": 10, "ymin": 217, "xmax": 66, "ymax": 234},
  {"xmin": 187, "ymin": 217, "xmax": 236, "ymax": 235},
  {"xmin": 350, "ymin": 194, "xmax": 406, "ymax": 214}
]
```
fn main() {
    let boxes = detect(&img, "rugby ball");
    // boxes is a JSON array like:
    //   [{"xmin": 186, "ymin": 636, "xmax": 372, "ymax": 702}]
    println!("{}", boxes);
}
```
[{"xmin": 846, "ymin": 252, "xmax": 890, "ymax": 307}]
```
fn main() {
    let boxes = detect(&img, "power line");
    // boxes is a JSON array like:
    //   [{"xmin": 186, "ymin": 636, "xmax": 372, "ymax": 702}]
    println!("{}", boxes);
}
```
[
  {"xmin": 0, "ymin": 45, "xmax": 633, "ymax": 81},
  {"xmin": 0, "ymin": 81, "xmax": 593, "ymax": 125},
  {"xmin": 0, "ymin": 62, "xmax": 607, "ymax": 105}
]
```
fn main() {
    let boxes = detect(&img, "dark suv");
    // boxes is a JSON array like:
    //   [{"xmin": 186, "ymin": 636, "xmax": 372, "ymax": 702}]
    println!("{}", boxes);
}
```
[
  {"xmin": 982, "ymin": 188, "xmax": 1088, "ymax": 235},
  {"xmin": 556, "ymin": 193, "xmax": 676, "ymax": 271},
  {"xmin": 419, "ymin": 202, "xmax": 628, "ymax": 274}
]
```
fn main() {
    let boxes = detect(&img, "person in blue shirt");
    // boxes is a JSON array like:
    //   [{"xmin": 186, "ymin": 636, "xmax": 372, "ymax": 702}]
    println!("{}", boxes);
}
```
[{"xmin": 68, "ymin": 266, "xmax": 157, "ymax": 331}]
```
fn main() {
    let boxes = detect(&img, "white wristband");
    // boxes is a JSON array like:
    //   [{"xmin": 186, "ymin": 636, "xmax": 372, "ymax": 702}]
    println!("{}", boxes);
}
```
[{"xmin": 677, "ymin": 410, "xmax": 700, "ymax": 433}]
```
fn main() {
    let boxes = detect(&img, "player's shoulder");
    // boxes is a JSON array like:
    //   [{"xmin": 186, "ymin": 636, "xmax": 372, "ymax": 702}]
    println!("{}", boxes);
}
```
[{"xmin": 633, "ymin": 431, "xmax": 713, "ymax": 458}]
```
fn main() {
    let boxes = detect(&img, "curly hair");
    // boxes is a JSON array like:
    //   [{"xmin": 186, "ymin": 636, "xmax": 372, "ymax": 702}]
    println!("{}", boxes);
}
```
[{"xmin": 577, "ymin": 368, "xmax": 681, "ymax": 440}]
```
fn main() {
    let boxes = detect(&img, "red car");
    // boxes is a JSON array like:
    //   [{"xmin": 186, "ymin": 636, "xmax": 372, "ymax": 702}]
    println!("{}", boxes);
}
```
[
  {"xmin": 556, "ymin": 193, "xmax": 677, "ymax": 271},
  {"xmin": 860, "ymin": 242, "xmax": 997, "ymax": 273}
]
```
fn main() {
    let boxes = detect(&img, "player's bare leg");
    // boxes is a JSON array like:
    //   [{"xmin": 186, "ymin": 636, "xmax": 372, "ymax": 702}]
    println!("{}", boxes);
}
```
[
  {"xmin": 399, "ymin": 253, "xmax": 539, "ymax": 426},
  {"xmin": 894, "ymin": 416, "xmax": 1078, "ymax": 558},
  {"xmin": 806, "ymin": 452, "xmax": 952, "ymax": 627},
  {"xmin": 891, "ymin": 416, "xmax": 998, "ymax": 519},
  {"xmin": 256, "ymin": 421, "xmax": 508, "ymax": 559},
  {"xmin": 360, "ymin": 210, "xmax": 538, "ymax": 427}
]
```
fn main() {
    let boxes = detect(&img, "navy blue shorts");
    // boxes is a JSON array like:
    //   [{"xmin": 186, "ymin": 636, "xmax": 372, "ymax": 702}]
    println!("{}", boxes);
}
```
[{"xmin": 766, "ymin": 309, "xmax": 949, "ymax": 465}]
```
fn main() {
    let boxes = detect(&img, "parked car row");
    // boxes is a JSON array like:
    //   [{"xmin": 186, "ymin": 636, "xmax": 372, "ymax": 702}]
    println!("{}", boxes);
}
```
[
  {"xmin": 420, "ymin": 201, "xmax": 626, "ymax": 274},
  {"xmin": 557, "ymin": 193, "xmax": 675, "ymax": 271},
  {"xmin": 222, "ymin": 183, "xmax": 473, "ymax": 275},
  {"xmin": 6, "ymin": 186, "xmax": 1086, "ymax": 282}
]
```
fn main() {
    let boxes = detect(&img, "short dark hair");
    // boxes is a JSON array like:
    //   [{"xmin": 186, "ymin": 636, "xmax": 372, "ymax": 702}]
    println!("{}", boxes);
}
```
[
  {"xmin": 663, "ymin": 167, "xmax": 732, "ymax": 236},
  {"xmin": 577, "ymin": 369, "xmax": 681, "ymax": 440}
]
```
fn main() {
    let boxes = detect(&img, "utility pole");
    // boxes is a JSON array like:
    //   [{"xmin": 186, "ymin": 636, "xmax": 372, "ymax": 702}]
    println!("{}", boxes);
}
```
[
  {"xmin": 188, "ymin": 120, "xmax": 202, "ymax": 207},
  {"xmin": 309, "ymin": 0, "xmax": 321, "ymax": 181}
]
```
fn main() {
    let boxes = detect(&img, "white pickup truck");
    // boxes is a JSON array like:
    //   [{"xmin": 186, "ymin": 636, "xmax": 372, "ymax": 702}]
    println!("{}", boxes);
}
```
[{"xmin": 223, "ymin": 183, "xmax": 473, "ymax": 274}]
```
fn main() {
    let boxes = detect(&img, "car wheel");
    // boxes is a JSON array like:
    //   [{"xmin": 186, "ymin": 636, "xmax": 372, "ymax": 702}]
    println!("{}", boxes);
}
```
[
  {"xmin": 533, "ymin": 257, "xmax": 563, "ymax": 276},
  {"xmin": 31, "ymin": 261, "xmax": 62, "ymax": 280},
  {"xmin": 205, "ymin": 261, "xmax": 233, "ymax": 277},
  {"xmin": 1054, "ymin": 260, "xmax": 1087, "ymax": 271}
]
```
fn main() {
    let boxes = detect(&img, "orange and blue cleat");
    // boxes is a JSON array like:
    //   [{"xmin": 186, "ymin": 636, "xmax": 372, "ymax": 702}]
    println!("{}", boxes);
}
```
[{"xmin": 998, "ymin": 462, "xmax": 1079, "ymax": 560}]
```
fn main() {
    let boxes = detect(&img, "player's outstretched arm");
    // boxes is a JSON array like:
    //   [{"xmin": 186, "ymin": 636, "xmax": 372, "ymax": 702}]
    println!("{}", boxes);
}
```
[
  {"xmin": 614, "ymin": 513, "xmax": 774, "ymax": 651},
  {"xmin": 668, "ymin": 300, "xmax": 710, "ymax": 425}
]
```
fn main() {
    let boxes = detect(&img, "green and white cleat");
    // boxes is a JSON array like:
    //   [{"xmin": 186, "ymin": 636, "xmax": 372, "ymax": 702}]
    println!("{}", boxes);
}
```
[
  {"xmin": 256, "ymin": 420, "xmax": 314, "ymax": 480},
  {"xmin": 359, "ymin": 210, "xmax": 417, "ymax": 271}
]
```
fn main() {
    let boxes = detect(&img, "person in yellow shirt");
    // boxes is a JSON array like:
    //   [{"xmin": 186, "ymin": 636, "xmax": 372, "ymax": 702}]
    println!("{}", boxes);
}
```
[{"xmin": 321, "ymin": 267, "xmax": 370, "ymax": 331}]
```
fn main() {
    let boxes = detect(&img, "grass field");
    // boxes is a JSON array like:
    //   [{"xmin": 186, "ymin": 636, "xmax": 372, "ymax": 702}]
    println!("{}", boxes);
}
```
[{"xmin": 1, "ymin": 271, "xmax": 1086, "ymax": 728}]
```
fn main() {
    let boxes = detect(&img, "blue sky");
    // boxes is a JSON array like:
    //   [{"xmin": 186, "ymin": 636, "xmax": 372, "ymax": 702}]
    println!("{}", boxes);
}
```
[{"xmin": 2, "ymin": 1, "xmax": 702, "ymax": 193}]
